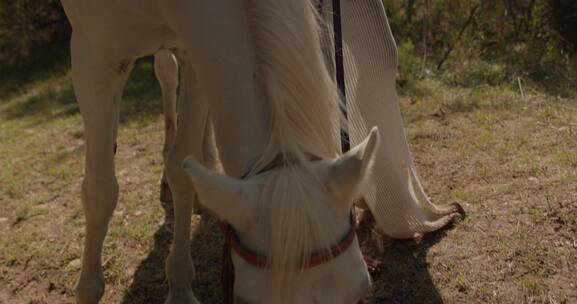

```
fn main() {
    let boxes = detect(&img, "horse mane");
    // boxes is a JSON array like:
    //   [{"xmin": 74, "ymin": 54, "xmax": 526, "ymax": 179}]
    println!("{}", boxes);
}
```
[{"xmin": 247, "ymin": 0, "xmax": 343, "ymax": 301}]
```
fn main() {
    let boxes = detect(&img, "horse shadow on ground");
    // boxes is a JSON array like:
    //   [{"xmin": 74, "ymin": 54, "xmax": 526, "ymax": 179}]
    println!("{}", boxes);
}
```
[
  {"xmin": 363, "ymin": 228, "xmax": 451, "ymax": 304},
  {"xmin": 121, "ymin": 200, "xmax": 222, "ymax": 304},
  {"xmin": 122, "ymin": 200, "xmax": 451, "ymax": 304},
  {"xmin": 121, "ymin": 199, "xmax": 172, "ymax": 304}
]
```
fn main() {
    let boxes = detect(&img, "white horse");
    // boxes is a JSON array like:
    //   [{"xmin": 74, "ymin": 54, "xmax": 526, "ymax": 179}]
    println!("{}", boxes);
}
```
[{"xmin": 62, "ymin": 0, "xmax": 377, "ymax": 303}]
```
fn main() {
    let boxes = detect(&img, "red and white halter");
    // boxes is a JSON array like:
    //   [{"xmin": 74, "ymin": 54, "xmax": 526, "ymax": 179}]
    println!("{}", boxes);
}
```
[
  {"xmin": 218, "ymin": 153, "xmax": 359, "ymax": 304},
  {"xmin": 220, "ymin": 208, "xmax": 357, "ymax": 304}
]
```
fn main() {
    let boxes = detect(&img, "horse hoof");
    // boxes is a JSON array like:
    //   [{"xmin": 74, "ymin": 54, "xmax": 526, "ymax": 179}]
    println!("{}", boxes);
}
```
[
  {"xmin": 450, "ymin": 202, "xmax": 466, "ymax": 217},
  {"xmin": 75, "ymin": 275, "xmax": 105, "ymax": 304},
  {"xmin": 160, "ymin": 180, "xmax": 173, "ymax": 203}
]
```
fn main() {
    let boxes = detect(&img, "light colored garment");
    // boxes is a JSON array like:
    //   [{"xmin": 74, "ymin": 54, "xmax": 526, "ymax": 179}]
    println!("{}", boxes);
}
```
[{"xmin": 319, "ymin": 0, "xmax": 462, "ymax": 239}]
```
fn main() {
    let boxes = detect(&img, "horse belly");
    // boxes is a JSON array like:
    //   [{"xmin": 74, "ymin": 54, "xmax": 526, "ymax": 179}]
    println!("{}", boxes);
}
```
[{"xmin": 62, "ymin": 0, "xmax": 181, "ymax": 60}]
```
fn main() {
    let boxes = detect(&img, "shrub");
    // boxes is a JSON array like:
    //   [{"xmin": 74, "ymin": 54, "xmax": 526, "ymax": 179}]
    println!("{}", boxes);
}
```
[{"xmin": 0, "ymin": 0, "xmax": 69, "ymax": 62}]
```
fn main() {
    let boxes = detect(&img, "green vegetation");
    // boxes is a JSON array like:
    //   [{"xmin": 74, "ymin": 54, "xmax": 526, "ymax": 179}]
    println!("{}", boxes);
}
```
[
  {"xmin": 0, "ymin": 0, "xmax": 69, "ymax": 62},
  {"xmin": 1, "ymin": 1, "xmax": 576, "ymax": 91},
  {"xmin": 385, "ymin": 0, "xmax": 577, "ymax": 96}
]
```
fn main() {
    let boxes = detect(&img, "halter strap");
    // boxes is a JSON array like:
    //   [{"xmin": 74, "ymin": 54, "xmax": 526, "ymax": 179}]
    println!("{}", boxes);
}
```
[{"xmin": 221, "ymin": 211, "xmax": 356, "ymax": 270}]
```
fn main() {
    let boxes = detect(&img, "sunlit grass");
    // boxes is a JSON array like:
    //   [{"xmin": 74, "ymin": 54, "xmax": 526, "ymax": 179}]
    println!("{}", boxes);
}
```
[{"xmin": 1, "ymin": 49, "xmax": 576, "ymax": 303}]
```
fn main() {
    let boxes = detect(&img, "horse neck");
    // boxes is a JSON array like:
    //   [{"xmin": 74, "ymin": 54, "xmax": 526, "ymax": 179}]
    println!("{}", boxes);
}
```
[
  {"xmin": 210, "ymin": 87, "xmax": 270, "ymax": 178},
  {"xmin": 209, "ymin": 0, "xmax": 340, "ymax": 179}
]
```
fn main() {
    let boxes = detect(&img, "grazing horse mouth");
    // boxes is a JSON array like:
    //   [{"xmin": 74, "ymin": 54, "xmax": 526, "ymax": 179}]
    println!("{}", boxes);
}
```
[{"xmin": 220, "ymin": 154, "xmax": 361, "ymax": 304}]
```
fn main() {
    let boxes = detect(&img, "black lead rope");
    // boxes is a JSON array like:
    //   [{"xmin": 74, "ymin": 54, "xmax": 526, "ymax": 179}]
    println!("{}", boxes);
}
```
[
  {"xmin": 331, "ymin": 0, "xmax": 350, "ymax": 153},
  {"xmin": 317, "ymin": 0, "xmax": 349, "ymax": 153}
]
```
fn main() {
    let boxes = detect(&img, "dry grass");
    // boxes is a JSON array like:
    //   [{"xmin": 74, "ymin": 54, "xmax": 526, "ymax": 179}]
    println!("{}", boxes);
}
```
[{"xmin": 0, "ymin": 59, "xmax": 575, "ymax": 303}]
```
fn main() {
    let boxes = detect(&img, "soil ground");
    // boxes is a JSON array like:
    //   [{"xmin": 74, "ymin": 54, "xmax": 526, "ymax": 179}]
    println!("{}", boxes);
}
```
[{"xmin": 1, "ymin": 58, "xmax": 575, "ymax": 303}]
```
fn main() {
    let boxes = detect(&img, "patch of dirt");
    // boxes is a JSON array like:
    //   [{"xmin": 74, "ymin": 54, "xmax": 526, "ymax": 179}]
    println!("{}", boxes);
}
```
[{"xmin": 1, "ymin": 84, "xmax": 576, "ymax": 303}]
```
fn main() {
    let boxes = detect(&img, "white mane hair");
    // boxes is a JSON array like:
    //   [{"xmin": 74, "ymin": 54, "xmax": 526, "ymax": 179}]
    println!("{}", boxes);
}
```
[{"xmin": 246, "ymin": 0, "xmax": 344, "ymax": 301}]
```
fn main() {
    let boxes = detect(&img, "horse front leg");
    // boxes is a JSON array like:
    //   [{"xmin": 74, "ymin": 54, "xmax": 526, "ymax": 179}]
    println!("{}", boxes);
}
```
[
  {"xmin": 154, "ymin": 49, "xmax": 179, "ymax": 203},
  {"xmin": 70, "ymin": 33, "xmax": 133, "ymax": 304}
]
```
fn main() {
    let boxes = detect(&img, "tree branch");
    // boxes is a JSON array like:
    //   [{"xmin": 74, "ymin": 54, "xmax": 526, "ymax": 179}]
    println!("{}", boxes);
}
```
[{"xmin": 436, "ymin": 3, "xmax": 481, "ymax": 71}]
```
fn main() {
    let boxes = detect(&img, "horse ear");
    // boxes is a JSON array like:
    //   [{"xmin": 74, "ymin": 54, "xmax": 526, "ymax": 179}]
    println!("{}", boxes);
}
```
[
  {"xmin": 327, "ymin": 127, "xmax": 380, "ymax": 204},
  {"xmin": 182, "ymin": 157, "xmax": 254, "ymax": 227}
]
